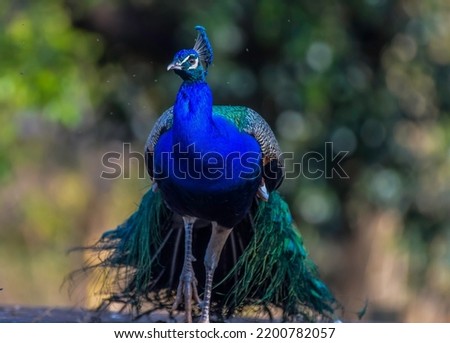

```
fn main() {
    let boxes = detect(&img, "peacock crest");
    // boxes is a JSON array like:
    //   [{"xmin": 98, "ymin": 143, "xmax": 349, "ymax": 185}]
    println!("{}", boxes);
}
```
[{"xmin": 193, "ymin": 25, "xmax": 213, "ymax": 71}]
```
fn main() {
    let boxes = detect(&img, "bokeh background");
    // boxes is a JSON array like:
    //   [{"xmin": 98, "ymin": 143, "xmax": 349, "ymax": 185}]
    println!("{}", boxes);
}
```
[{"xmin": 0, "ymin": 0, "xmax": 449, "ymax": 322}]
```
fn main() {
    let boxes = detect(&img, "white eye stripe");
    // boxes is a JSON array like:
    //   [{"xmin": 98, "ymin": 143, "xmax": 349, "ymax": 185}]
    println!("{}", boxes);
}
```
[
  {"xmin": 180, "ymin": 55, "xmax": 191, "ymax": 65},
  {"xmin": 179, "ymin": 55, "xmax": 199, "ymax": 69},
  {"xmin": 188, "ymin": 58, "xmax": 199, "ymax": 69}
]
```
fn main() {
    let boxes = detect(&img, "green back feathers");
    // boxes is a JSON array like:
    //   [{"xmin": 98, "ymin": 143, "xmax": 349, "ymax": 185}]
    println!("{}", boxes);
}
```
[{"xmin": 213, "ymin": 106, "xmax": 251, "ymax": 131}]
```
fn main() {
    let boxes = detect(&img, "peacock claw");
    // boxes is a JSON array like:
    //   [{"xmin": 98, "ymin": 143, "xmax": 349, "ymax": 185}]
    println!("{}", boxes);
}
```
[{"xmin": 172, "ymin": 271, "xmax": 200, "ymax": 323}]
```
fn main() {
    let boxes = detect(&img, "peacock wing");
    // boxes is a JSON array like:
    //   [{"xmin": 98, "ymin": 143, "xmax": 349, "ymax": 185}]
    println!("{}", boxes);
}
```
[
  {"xmin": 213, "ymin": 105, "xmax": 284, "ymax": 191},
  {"xmin": 145, "ymin": 107, "xmax": 174, "ymax": 180}
]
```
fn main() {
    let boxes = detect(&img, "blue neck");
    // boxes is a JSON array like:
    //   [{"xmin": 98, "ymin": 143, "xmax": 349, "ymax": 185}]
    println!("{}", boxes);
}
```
[{"xmin": 172, "ymin": 81, "xmax": 214, "ymax": 144}]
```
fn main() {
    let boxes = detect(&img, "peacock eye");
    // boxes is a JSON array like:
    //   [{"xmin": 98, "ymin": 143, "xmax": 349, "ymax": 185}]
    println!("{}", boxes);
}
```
[{"xmin": 189, "ymin": 58, "xmax": 196, "ymax": 65}]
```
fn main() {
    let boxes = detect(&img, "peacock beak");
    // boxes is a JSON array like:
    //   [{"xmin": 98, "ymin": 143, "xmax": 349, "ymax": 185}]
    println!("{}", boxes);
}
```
[{"xmin": 167, "ymin": 63, "xmax": 182, "ymax": 71}]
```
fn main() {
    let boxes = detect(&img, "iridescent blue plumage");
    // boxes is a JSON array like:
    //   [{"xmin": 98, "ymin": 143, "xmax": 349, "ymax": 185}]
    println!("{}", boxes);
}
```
[
  {"xmin": 154, "ymin": 80, "xmax": 262, "ymax": 227},
  {"xmin": 86, "ymin": 26, "xmax": 337, "ymax": 323}
]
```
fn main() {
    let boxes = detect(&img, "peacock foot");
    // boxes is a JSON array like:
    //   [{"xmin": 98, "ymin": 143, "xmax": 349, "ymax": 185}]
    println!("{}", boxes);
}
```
[{"xmin": 172, "ymin": 267, "xmax": 200, "ymax": 323}]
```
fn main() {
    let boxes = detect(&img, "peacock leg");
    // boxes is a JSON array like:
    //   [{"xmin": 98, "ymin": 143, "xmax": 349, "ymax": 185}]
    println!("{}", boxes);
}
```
[
  {"xmin": 199, "ymin": 223, "xmax": 232, "ymax": 323},
  {"xmin": 172, "ymin": 216, "xmax": 200, "ymax": 323}
]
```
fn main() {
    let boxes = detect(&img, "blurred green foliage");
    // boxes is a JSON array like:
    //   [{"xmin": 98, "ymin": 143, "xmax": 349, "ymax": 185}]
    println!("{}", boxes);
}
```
[{"xmin": 0, "ymin": 0, "xmax": 449, "ymax": 321}]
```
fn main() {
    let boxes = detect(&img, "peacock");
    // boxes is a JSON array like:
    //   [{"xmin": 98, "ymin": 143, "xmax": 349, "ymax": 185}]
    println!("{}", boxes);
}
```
[{"xmin": 87, "ymin": 26, "xmax": 337, "ymax": 323}]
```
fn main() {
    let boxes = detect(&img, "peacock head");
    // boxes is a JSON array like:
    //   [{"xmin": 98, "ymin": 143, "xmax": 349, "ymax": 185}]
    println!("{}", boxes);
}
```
[
  {"xmin": 167, "ymin": 49, "xmax": 205, "ymax": 81},
  {"xmin": 167, "ymin": 26, "xmax": 213, "ymax": 82}
]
